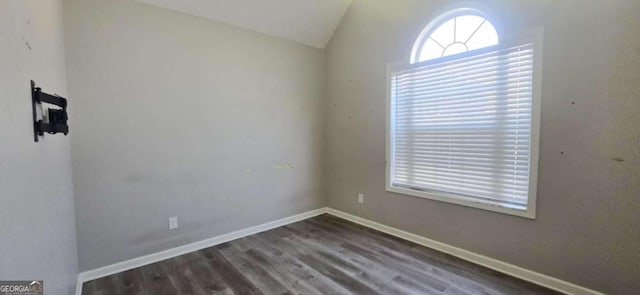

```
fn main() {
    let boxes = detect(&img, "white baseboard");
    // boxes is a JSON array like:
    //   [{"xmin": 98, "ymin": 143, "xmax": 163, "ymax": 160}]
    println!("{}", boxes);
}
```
[
  {"xmin": 75, "ymin": 207, "xmax": 328, "ymax": 295},
  {"xmin": 75, "ymin": 207, "xmax": 603, "ymax": 295},
  {"xmin": 324, "ymin": 208, "xmax": 604, "ymax": 295}
]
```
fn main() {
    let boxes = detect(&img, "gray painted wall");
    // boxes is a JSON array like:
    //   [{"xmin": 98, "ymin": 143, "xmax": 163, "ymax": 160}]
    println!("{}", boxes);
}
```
[
  {"xmin": 63, "ymin": 0, "xmax": 327, "ymax": 271},
  {"xmin": 0, "ymin": 0, "xmax": 79, "ymax": 294},
  {"xmin": 325, "ymin": 0, "xmax": 640, "ymax": 294}
]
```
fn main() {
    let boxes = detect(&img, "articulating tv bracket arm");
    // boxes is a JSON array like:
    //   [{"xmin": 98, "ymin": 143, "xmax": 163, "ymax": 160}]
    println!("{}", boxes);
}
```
[{"xmin": 31, "ymin": 80, "xmax": 69, "ymax": 142}]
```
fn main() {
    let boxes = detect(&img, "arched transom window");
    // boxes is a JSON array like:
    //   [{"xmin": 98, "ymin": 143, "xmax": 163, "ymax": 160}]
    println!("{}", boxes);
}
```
[{"xmin": 411, "ymin": 9, "xmax": 499, "ymax": 63}]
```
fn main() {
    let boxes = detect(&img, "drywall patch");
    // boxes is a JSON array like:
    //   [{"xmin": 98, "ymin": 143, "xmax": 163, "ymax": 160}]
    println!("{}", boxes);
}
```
[{"xmin": 274, "ymin": 163, "xmax": 295, "ymax": 170}]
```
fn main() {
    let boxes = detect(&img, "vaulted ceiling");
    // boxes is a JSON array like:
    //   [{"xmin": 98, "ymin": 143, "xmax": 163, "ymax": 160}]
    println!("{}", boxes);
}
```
[{"xmin": 137, "ymin": 0, "xmax": 352, "ymax": 48}]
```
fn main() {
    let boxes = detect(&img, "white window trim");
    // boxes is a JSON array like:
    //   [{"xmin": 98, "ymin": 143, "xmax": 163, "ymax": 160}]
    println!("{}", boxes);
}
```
[
  {"xmin": 410, "ymin": 7, "xmax": 501, "ymax": 64},
  {"xmin": 386, "ymin": 28, "xmax": 543, "ymax": 219}
]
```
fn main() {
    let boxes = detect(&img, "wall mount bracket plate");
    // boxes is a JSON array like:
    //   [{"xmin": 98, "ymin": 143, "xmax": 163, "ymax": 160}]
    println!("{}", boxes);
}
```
[{"xmin": 31, "ymin": 80, "xmax": 69, "ymax": 142}]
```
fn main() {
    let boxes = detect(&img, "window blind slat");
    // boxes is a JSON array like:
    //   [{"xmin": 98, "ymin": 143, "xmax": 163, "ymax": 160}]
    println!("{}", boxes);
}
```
[
  {"xmin": 394, "ymin": 166, "xmax": 530, "ymax": 180},
  {"xmin": 394, "ymin": 89, "xmax": 532, "ymax": 105}
]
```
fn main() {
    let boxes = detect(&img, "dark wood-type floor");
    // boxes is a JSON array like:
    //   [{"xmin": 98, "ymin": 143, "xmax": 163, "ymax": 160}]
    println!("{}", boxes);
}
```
[{"xmin": 82, "ymin": 214, "xmax": 561, "ymax": 295}]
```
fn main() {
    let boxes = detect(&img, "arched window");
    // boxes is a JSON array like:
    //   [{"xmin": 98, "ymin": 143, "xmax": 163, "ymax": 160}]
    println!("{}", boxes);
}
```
[
  {"xmin": 388, "ymin": 8, "xmax": 543, "ymax": 218},
  {"xmin": 411, "ymin": 8, "xmax": 499, "ymax": 63}
]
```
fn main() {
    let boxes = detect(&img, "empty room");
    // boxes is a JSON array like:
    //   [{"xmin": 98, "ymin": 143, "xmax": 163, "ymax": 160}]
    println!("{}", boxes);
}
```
[{"xmin": 1, "ymin": 0, "xmax": 638, "ymax": 294}]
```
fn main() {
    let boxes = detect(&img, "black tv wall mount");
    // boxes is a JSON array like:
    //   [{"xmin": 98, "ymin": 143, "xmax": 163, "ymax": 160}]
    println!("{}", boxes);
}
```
[{"xmin": 31, "ymin": 80, "xmax": 69, "ymax": 142}]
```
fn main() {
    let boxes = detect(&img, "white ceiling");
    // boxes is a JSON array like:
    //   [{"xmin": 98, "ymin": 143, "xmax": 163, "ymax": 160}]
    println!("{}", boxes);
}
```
[{"xmin": 137, "ymin": 0, "xmax": 352, "ymax": 48}]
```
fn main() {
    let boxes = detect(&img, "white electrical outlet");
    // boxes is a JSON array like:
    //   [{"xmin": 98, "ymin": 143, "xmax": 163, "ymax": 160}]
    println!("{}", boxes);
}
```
[
  {"xmin": 168, "ymin": 216, "xmax": 178, "ymax": 230},
  {"xmin": 358, "ymin": 193, "xmax": 364, "ymax": 203}
]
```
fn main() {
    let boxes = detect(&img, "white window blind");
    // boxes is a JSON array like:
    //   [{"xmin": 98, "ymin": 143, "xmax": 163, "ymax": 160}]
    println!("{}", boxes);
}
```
[{"xmin": 389, "ymin": 41, "xmax": 537, "ymax": 212}]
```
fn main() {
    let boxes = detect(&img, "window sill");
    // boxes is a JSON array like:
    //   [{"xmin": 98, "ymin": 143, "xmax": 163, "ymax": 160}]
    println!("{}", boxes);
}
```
[{"xmin": 386, "ymin": 185, "xmax": 536, "ymax": 219}]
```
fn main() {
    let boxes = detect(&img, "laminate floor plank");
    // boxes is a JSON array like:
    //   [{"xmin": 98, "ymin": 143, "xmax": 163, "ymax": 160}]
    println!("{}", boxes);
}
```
[
  {"xmin": 200, "ymin": 247, "xmax": 263, "ymax": 295},
  {"xmin": 278, "ymin": 233, "xmax": 400, "ymax": 295},
  {"xmin": 296, "ymin": 219, "xmax": 452, "ymax": 293},
  {"xmin": 184, "ymin": 252, "xmax": 234, "ymax": 295},
  {"xmin": 82, "ymin": 280, "xmax": 95, "ymax": 295},
  {"xmin": 140, "ymin": 262, "xmax": 177, "ymax": 295},
  {"xmin": 82, "ymin": 214, "xmax": 562, "ymax": 295},
  {"xmin": 243, "ymin": 247, "xmax": 323, "ymax": 295},
  {"xmin": 305, "ymin": 217, "xmax": 514, "ymax": 294},
  {"xmin": 217, "ymin": 243, "xmax": 292, "ymax": 295},
  {"xmin": 297, "ymin": 254, "xmax": 382, "ymax": 295},
  {"xmin": 121, "ymin": 268, "xmax": 146, "ymax": 295},
  {"xmin": 247, "ymin": 230, "xmax": 353, "ymax": 295},
  {"xmin": 319, "ymin": 215, "xmax": 549, "ymax": 295},
  {"xmin": 283, "ymin": 223, "xmax": 406, "ymax": 285},
  {"xmin": 280, "ymin": 225, "xmax": 407, "ymax": 295},
  {"xmin": 162, "ymin": 256, "xmax": 206, "ymax": 295}
]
